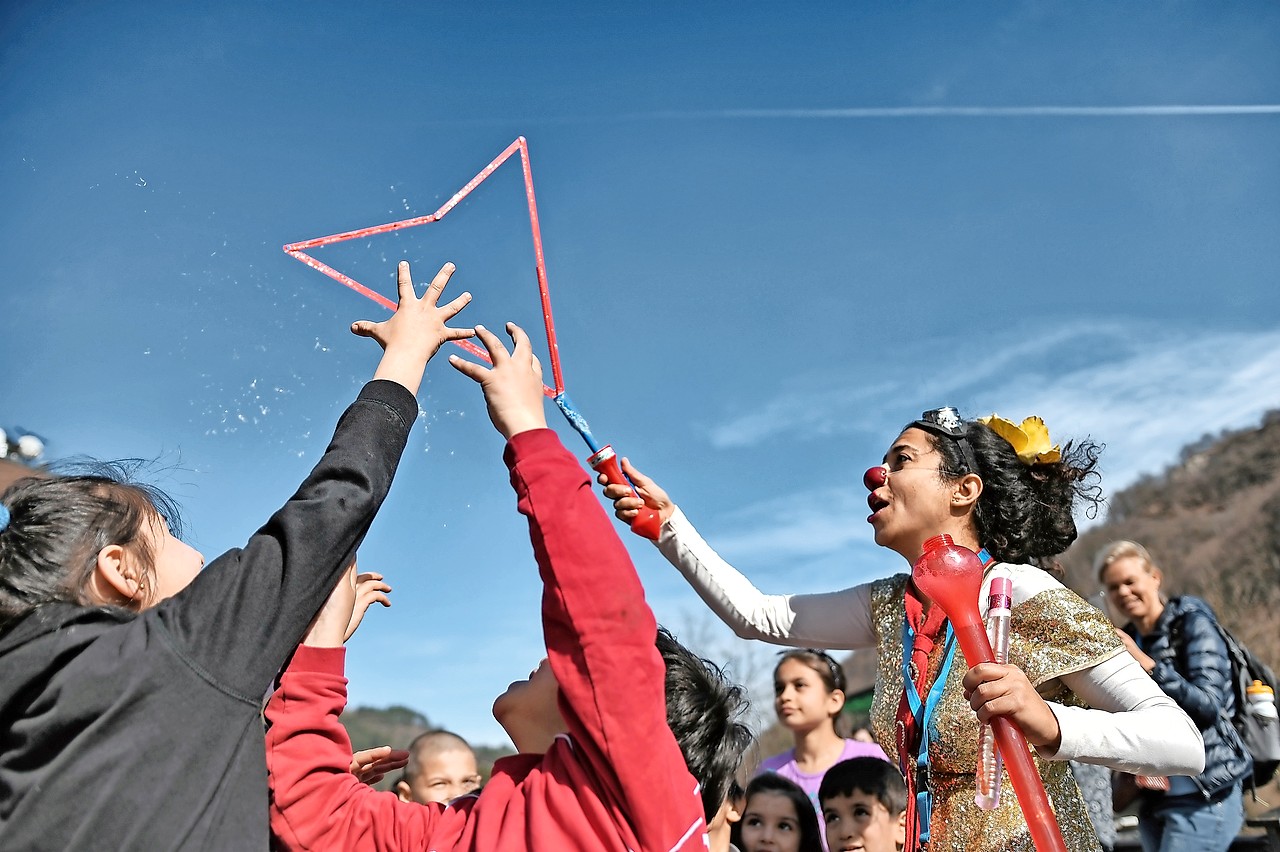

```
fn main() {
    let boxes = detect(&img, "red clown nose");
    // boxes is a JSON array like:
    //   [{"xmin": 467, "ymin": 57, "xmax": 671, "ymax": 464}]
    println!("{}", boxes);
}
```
[{"xmin": 863, "ymin": 465, "xmax": 888, "ymax": 491}]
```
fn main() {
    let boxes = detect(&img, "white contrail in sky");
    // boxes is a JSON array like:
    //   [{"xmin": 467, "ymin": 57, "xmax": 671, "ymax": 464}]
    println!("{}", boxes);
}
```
[
  {"xmin": 628, "ymin": 105, "xmax": 1280, "ymax": 120},
  {"xmin": 727, "ymin": 105, "xmax": 1280, "ymax": 118}
]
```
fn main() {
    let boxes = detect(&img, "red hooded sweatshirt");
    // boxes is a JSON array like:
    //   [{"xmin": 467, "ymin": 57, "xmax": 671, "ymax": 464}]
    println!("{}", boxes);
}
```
[{"xmin": 266, "ymin": 428, "xmax": 710, "ymax": 852}]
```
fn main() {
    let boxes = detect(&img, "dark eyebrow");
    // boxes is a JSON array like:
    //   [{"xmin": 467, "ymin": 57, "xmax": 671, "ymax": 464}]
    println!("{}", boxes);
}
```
[{"xmin": 884, "ymin": 440, "xmax": 923, "ymax": 463}]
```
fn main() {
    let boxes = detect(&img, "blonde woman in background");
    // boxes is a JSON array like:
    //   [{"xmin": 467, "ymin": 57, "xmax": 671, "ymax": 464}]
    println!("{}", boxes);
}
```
[{"xmin": 1097, "ymin": 540, "xmax": 1251, "ymax": 852}]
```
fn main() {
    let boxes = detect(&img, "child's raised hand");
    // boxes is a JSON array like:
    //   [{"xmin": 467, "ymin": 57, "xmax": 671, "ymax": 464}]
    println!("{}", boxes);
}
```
[
  {"xmin": 305, "ymin": 562, "xmax": 392, "ymax": 647},
  {"xmin": 448, "ymin": 322, "xmax": 548, "ymax": 440},
  {"xmin": 596, "ymin": 458, "xmax": 676, "ymax": 526},
  {"xmin": 349, "ymin": 746, "xmax": 410, "ymax": 787},
  {"xmin": 346, "ymin": 570, "xmax": 392, "ymax": 642},
  {"xmin": 353, "ymin": 260, "xmax": 475, "ymax": 396}
]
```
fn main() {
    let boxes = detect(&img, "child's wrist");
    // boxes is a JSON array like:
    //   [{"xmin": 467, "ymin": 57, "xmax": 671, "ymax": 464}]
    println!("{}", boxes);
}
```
[
  {"xmin": 290, "ymin": 644, "xmax": 346, "ymax": 675},
  {"xmin": 500, "ymin": 416, "xmax": 548, "ymax": 439},
  {"xmin": 303, "ymin": 615, "xmax": 349, "ymax": 648}
]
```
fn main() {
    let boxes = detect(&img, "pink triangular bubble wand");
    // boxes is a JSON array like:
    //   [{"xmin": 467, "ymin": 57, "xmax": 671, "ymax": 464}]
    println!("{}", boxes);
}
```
[{"xmin": 912, "ymin": 535, "xmax": 1067, "ymax": 852}]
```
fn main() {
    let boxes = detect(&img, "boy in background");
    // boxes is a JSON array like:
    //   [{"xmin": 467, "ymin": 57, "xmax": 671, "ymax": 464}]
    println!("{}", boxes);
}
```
[
  {"xmin": 395, "ymin": 731, "xmax": 481, "ymax": 806},
  {"xmin": 818, "ymin": 757, "xmax": 908, "ymax": 852}
]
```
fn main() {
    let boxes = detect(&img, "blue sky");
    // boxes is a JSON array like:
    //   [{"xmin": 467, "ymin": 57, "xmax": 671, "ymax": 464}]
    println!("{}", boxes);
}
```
[{"xmin": 3, "ymin": 1, "xmax": 1278, "ymax": 747}]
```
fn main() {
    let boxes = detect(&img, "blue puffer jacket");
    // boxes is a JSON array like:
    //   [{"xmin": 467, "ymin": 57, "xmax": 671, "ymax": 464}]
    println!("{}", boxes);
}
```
[{"xmin": 1126, "ymin": 595, "xmax": 1253, "ymax": 799}]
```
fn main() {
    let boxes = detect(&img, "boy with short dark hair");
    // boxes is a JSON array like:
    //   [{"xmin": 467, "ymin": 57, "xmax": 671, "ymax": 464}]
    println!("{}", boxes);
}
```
[
  {"xmin": 265, "ymin": 322, "xmax": 752, "ymax": 851},
  {"xmin": 818, "ymin": 757, "xmax": 908, "ymax": 852}
]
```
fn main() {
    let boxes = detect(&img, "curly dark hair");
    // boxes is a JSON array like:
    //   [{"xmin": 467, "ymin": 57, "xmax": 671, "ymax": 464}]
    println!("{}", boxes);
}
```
[{"xmin": 912, "ymin": 419, "xmax": 1103, "ymax": 567}]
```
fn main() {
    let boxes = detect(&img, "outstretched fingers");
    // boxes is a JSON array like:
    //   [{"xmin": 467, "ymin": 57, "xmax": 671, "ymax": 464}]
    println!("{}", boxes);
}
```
[
  {"xmin": 394, "ymin": 259, "xmax": 458, "ymax": 307},
  {"xmin": 421, "ymin": 261, "xmax": 455, "ymax": 304},
  {"xmin": 475, "ymin": 324, "xmax": 511, "ymax": 364},
  {"xmin": 439, "ymin": 291, "xmax": 474, "ymax": 325},
  {"xmin": 505, "ymin": 321, "xmax": 532, "ymax": 357},
  {"xmin": 451, "ymin": 321, "xmax": 547, "ymax": 439},
  {"xmin": 449, "ymin": 323, "xmax": 506, "ymax": 383},
  {"xmin": 395, "ymin": 260, "xmax": 419, "ymax": 305}
]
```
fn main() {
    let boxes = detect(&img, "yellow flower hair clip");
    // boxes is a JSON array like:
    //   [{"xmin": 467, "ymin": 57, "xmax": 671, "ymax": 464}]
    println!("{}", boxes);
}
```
[{"xmin": 976, "ymin": 414, "xmax": 1062, "ymax": 465}]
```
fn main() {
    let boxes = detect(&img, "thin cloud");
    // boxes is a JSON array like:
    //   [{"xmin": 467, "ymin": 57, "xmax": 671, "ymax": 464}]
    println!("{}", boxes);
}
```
[
  {"xmin": 981, "ymin": 329, "xmax": 1280, "ymax": 494},
  {"xmin": 697, "ymin": 325, "xmax": 1280, "ymax": 565},
  {"xmin": 707, "ymin": 321, "xmax": 1137, "ymax": 449}
]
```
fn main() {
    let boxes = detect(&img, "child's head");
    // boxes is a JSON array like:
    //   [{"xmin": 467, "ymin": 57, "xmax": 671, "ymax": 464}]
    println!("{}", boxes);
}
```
[
  {"xmin": 818, "ymin": 757, "xmax": 907, "ymax": 852},
  {"xmin": 773, "ymin": 649, "xmax": 846, "ymax": 734},
  {"xmin": 657, "ymin": 626, "xmax": 754, "ymax": 824},
  {"xmin": 492, "ymin": 656, "xmax": 566, "ymax": 754},
  {"xmin": 0, "ymin": 466, "xmax": 201, "ymax": 624},
  {"xmin": 491, "ymin": 627, "xmax": 752, "ymax": 825},
  {"xmin": 395, "ymin": 730, "xmax": 481, "ymax": 805},
  {"xmin": 734, "ymin": 773, "xmax": 824, "ymax": 852}
]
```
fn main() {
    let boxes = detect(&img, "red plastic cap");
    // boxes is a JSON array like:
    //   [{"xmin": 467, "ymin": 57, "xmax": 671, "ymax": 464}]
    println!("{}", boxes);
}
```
[{"xmin": 922, "ymin": 534, "xmax": 954, "ymax": 552}]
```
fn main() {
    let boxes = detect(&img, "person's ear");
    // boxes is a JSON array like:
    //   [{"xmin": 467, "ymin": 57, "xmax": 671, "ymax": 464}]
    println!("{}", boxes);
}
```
[
  {"xmin": 92, "ymin": 544, "xmax": 143, "ymax": 606},
  {"xmin": 951, "ymin": 473, "xmax": 983, "ymax": 511},
  {"xmin": 826, "ymin": 687, "xmax": 846, "ymax": 717},
  {"xmin": 395, "ymin": 780, "xmax": 414, "ymax": 803},
  {"xmin": 894, "ymin": 807, "xmax": 907, "ymax": 848}
]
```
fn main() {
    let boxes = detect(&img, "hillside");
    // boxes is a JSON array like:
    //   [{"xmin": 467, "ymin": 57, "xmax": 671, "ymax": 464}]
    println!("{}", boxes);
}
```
[
  {"xmin": 341, "ymin": 705, "xmax": 514, "ymax": 791},
  {"xmin": 1057, "ymin": 409, "xmax": 1280, "ymax": 668}
]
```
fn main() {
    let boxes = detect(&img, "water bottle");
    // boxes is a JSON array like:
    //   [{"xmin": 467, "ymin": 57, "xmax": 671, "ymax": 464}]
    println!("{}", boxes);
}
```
[{"xmin": 1246, "ymin": 680, "xmax": 1279, "ymax": 722}]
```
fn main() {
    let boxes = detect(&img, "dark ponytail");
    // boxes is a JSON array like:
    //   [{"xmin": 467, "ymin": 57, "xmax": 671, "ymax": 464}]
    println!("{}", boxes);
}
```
[{"xmin": 924, "ymin": 422, "xmax": 1103, "ymax": 566}]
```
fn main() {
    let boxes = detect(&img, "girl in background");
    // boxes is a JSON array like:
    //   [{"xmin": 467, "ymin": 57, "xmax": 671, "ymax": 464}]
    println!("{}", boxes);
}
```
[
  {"xmin": 760, "ymin": 649, "xmax": 889, "ymax": 811},
  {"xmin": 734, "ymin": 773, "xmax": 824, "ymax": 852}
]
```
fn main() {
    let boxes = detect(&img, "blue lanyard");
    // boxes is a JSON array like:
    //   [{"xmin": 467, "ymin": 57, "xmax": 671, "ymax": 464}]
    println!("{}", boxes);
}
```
[
  {"xmin": 900, "ymin": 620, "xmax": 957, "ymax": 847},
  {"xmin": 900, "ymin": 548, "xmax": 991, "ymax": 848}
]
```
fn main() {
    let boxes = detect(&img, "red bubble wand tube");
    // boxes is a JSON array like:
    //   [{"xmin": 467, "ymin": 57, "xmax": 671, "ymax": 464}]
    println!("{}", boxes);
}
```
[
  {"xmin": 282, "ymin": 137, "xmax": 660, "ymax": 539},
  {"xmin": 912, "ymin": 535, "xmax": 1067, "ymax": 852}
]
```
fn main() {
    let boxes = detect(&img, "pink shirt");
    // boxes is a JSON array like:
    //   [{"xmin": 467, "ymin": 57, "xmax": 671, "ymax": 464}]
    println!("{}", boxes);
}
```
[{"xmin": 756, "ymin": 738, "xmax": 891, "ymax": 807}]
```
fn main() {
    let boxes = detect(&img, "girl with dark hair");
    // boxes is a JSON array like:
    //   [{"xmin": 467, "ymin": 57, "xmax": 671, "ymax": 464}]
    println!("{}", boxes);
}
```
[
  {"xmin": 733, "ymin": 772, "xmax": 825, "ymax": 852},
  {"xmin": 0, "ymin": 261, "xmax": 472, "ymax": 851},
  {"xmin": 759, "ymin": 649, "xmax": 888, "ymax": 810},
  {"xmin": 600, "ymin": 409, "xmax": 1205, "ymax": 852}
]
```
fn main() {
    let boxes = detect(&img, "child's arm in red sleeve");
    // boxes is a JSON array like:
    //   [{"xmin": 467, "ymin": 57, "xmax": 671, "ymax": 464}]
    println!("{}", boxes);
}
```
[
  {"xmin": 504, "ymin": 429, "xmax": 707, "ymax": 851},
  {"xmin": 265, "ymin": 645, "xmax": 442, "ymax": 852}
]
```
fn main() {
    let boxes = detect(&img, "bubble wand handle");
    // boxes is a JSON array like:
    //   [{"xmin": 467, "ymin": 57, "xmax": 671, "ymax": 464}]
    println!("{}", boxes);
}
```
[
  {"xmin": 975, "ymin": 571, "xmax": 1013, "ymax": 810},
  {"xmin": 588, "ymin": 446, "xmax": 662, "ymax": 540},
  {"xmin": 554, "ymin": 394, "xmax": 661, "ymax": 540},
  {"xmin": 913, "ymin": 536, "xmax": 1067, "ymax": 852}
]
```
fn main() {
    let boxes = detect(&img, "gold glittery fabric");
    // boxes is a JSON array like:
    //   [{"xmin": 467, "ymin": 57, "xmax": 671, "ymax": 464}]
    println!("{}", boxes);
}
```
[{"xmin": 867, "ymin": 571, "xmax": 1122, "ymax": 852}]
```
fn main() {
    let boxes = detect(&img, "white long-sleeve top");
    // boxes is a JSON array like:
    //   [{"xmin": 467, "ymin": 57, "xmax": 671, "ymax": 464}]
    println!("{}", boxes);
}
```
[{"xmin": 655, "ymin": 507, "xmax": 1204, "ymax": 777}]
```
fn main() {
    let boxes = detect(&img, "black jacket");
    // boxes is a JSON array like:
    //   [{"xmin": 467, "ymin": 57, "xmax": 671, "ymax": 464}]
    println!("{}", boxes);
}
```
[
  {"xmin": 0, "ymin": 380, "xmax": 416, "ymax": 851},
  {"xmin": 1126, "ymin": 595, "xmax": 1253, "ymax": 799}
]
